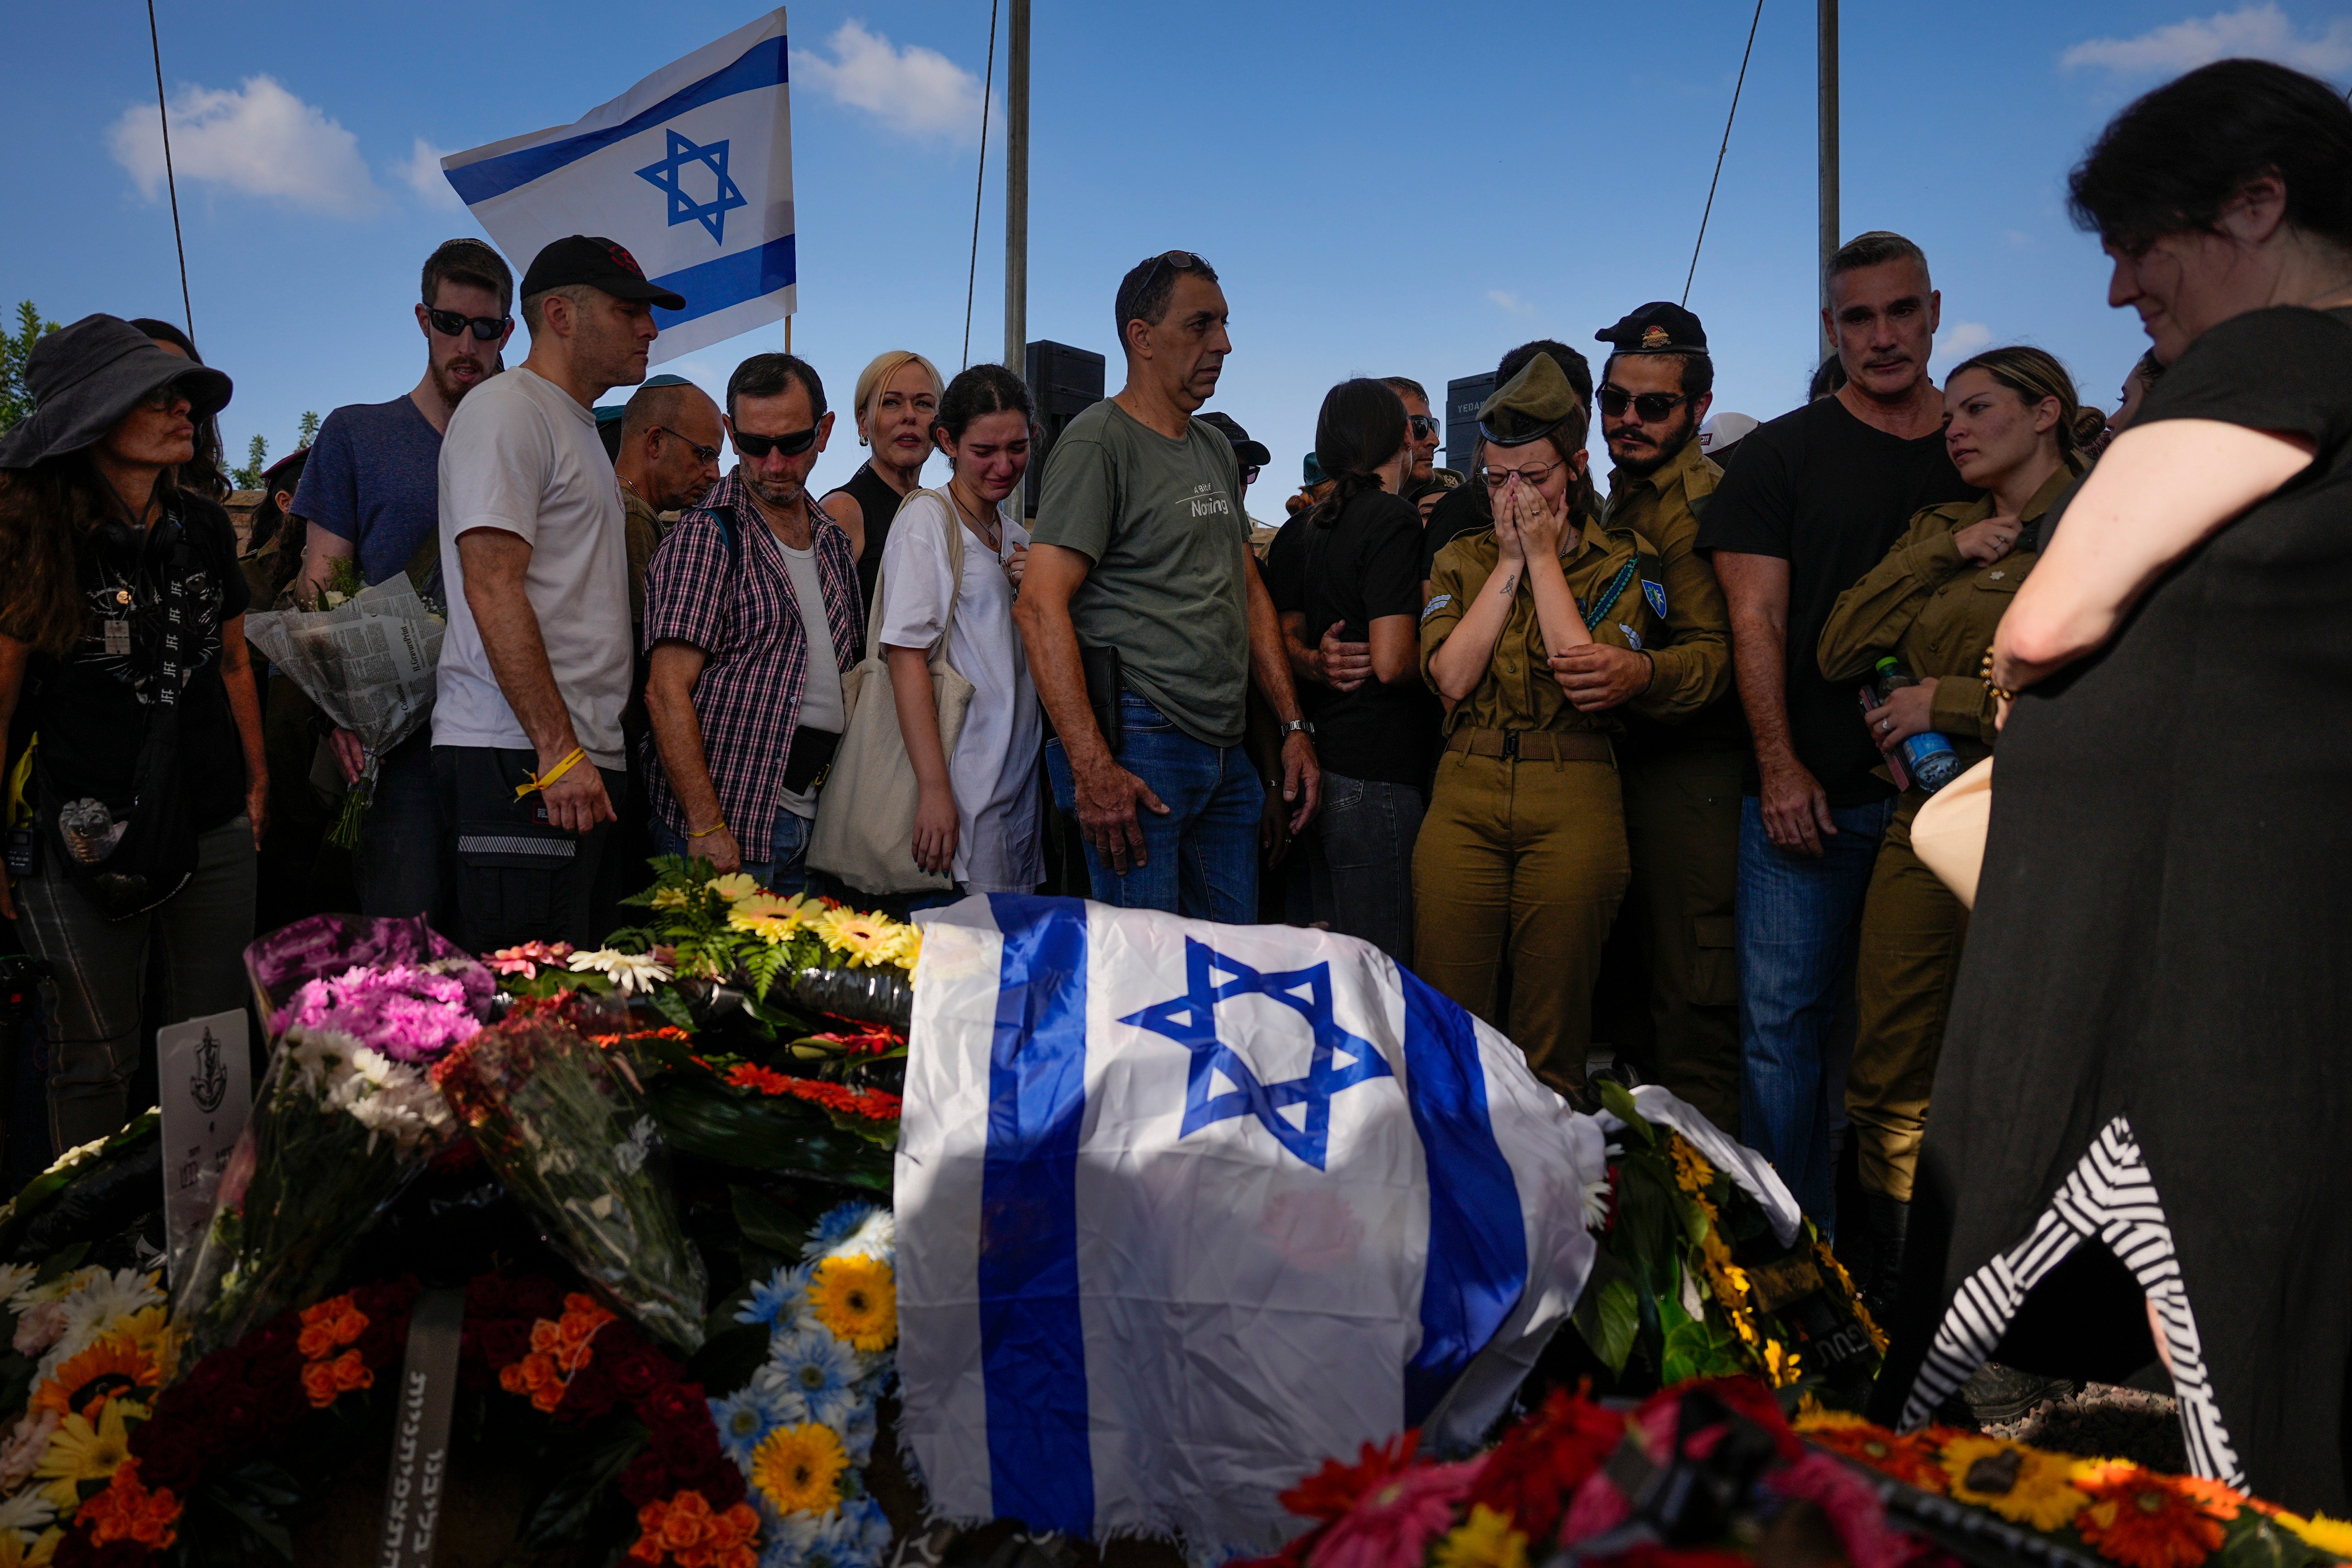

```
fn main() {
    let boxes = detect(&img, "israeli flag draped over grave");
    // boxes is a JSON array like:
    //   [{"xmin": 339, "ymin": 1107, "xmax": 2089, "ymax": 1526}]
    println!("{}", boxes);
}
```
[
  {"xmin": 895, "ymin": 895, "xmax": 1608, "ymax": 1555},
  {"xmin": 440, "ymin": 9, "xmax": 795, "ymax": 363}
]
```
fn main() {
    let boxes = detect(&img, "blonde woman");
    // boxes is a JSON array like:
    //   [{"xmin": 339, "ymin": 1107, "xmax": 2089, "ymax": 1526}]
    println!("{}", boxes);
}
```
[{"xmin": 822, "ymin": 349, "xmax": 944, "ymax": 614}]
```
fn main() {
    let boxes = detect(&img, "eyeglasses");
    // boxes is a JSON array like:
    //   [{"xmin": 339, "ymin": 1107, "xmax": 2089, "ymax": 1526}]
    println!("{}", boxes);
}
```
[
  {"xmin": 1478, "ymin": 461, "xmax": 1562, "ymax": 489},
  {"xmin": 1598, "ymin": 386, "xmax": 1694, "ymax": 422},
  {"xmin": 731, "ymin": 425, "xmax": 822, "ymax": 460},
  {"xmin": 1408, "ymin": 414, "xmax": 1441, "ymax": 439},
  {"xmin": 1135, "ymin": 249, "xmax": 1203, "ymax": 303},
  {"xmin": 651, "ymin": 426, "xmax": 721, "ymax": 465},
  {"xmin": 424, "ymin": 306, "xmax": 512, "ymax": 342}
]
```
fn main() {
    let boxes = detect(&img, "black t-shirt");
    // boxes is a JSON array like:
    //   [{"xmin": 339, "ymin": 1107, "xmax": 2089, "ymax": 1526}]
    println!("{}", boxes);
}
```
[
  {"xmin": 1418, "ymin": 484, "xmax": 1486, "ymax": 584},
  {"xmin": 1265, "ymin": 489, "xmax": 1439, "ymax": 785},
  {"xmin": 1695, "ymin": 395, "xmax": 1976, "ymax": 804},
  {"xmin": 28, "ymin": 492, "xmax": 252, "ymax": 832}
]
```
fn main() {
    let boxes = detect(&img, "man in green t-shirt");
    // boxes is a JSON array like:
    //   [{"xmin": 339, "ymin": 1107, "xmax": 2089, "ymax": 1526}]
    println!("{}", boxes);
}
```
[{"xmin": 1015, "ymin": 250, "xmax": 1321, "ymax": 918}]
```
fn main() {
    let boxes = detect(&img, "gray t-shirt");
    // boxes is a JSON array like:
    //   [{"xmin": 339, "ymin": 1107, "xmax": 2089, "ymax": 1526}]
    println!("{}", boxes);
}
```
[
  {"xmin": 774, "ymin": 539, "xmax": 845, "ymax": 820},
  {"xmin": 1030, "ymin": 399, "xmax": 1250, "ymax": 747}
]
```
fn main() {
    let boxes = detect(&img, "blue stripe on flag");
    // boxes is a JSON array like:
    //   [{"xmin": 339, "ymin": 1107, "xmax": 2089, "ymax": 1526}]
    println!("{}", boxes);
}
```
[
  {"xmin": 1397, "ymin": 968, "xmax": 1529, "ymax": 1425},
  {"xmin": 977, "ymin": 894, "xmax": 1096, "ymax": 1533},
  {"xmin": 445, "ymin": 35, "xmax": 789, "ymax": 205},
  {"xmin": 651, "ymin": 236, "xmax": 796, "ymax": 328}
]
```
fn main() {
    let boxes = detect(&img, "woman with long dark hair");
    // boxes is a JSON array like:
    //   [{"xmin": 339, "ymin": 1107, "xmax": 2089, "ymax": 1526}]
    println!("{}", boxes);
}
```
[
  {"xmin": 875, "ymin": 364, "xmax": 1042, "ymax": 895},
  {"xmin": 0, "ymin": 315, "xmax": 266, "ymax": 1148},
  {"xmin": 1264, "ymin": 378, "xmax": 1432, "ymax": 962},
  {"xmin": 1876, "ymin": 61, "xmax": 2352, "ymax": 1511},
  {"xmin": 1816, "ymin": 346, "xmax": 2095, "ymax": 1310}
]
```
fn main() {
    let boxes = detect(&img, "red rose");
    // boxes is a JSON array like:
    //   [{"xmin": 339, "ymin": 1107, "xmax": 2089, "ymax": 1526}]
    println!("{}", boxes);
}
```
[
  {"xmin": 561, "ymin": 1366, "xmax": 616, "ymax": 1420},
  {"xmin": 607, "ymin": 1350, "xmax": 662, "ymax": 1401},
  {"xmin": 479, "ymin": 1321, "xmax": 531, "ymax": 1368},
  {"xmin": 260, "ymin": 1375, "xmax": 310, "ymax": 1428},
  {"xmin": 619, "ymin": 1451, "xmax": 670, "ymax": 1506},
  {"xmin": 641, "ymin": 1383, "xmax": 703, "ymax": 1430},
  {"xmin": 512, "ymin": 1277, "xmax": 565, "ymax": 1318},
  {"xmin": 468, "ymin": 1274, "xmax": 513, "ymax": 1315},
  {"xmin": 356, "ymin": 1317, "xmax": 401, "ymax": 1368}
]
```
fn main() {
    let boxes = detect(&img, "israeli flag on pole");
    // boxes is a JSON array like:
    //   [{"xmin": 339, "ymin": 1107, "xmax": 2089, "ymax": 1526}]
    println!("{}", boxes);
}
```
[
  {"xmin": 895, "ymin": 896, "xmax": 1607, "ymax": 1555},
  {"xmin": 440, "ymin": 9, "xmax": 794, "ymax": 363}
]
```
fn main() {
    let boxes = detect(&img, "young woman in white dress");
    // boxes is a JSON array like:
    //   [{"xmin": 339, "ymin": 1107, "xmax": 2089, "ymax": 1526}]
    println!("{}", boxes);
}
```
[{"xmin": 876, "ymin": 364, "xmax": 1045, "ymax": 894}]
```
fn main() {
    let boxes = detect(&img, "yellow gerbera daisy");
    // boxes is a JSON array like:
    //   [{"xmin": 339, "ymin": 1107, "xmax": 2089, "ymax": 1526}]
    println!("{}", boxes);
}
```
[
  {"xmin": 750, "ymin": 1421, "xmax": 849, "ymax": 1515},
  {"xmin": 809, "ymin": 1254, "xmax": 898, "ymax": 1350},
  {"xmin": 1762, "ymin": 1339, "xmax": 1803, "ymax": 1387},
  {"xmin": 1668, "ymin": 1134, "xmax": 1714, "ymax": 1194},
  {"xmin": 30, "ymin": 1336, "xmax": 157, "ymax": 1419},
  {"xmin": 2275, "ymin": 1511, "xmax": 2352, "ymax": 1557},
  {"xmin": 1434, "ymin": 1505, "xmax": 1528, "ymax": 1568},
  {"xmin": 1943, "ymin": 1434, "xmax": 2087, "ymax": 1530},
  {"xmin": 33, "ymin": 1398, "xmax": 137, "ymax": 1509},
  {"xmin": 813, "ymin": 908, "xmax": 898, "ymax": 968},
  {"xmin": 708, "ymin": 873, "xmax": 761, "ymax": 902},
  {"xmin": 651, "ymin": 886, "xmax": 691, "ymax": 911}
]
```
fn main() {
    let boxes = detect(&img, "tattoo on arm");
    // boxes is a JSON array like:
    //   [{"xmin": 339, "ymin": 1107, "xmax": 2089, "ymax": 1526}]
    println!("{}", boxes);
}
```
[{"xmin": 1495, "ymin": 571, "xmax": 1520, "ymax": 598}]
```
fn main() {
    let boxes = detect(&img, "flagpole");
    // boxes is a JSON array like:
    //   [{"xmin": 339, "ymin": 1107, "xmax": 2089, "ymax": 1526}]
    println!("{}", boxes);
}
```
[
  {"xmin": 1003, "ymin": 0, "xmax": 1029, "ymax": 377},
  {"xmin": 1819, "ymin": 0, "xmax": 1839, "ymax": 355}
]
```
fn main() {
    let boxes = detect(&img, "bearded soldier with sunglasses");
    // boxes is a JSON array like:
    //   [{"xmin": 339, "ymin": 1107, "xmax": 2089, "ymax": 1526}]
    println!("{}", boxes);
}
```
[
  {"xmin": 289, "ymin": 237, "xmax": 516, "ymax": 925},
  {"xmin": 1588, "ymin": 303, "xmax": 1742, "ymax": 1135}
]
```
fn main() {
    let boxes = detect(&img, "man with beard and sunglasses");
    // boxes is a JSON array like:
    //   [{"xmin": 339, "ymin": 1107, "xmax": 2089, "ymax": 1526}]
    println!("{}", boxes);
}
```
[
  {"xmin": 1586, "ymin": 302, "xmax": 1742, "ymax": 1134},
  {"xmin": 289, "ymin": 238, "xmax": 515, "ymax": 923},
  {"xmin": 432, "ymin": 235, "xmax": 679, "ymax": 950},
  {"xmin": 640, "ymin": 352, "xmax": 859, "ymax": 894}
]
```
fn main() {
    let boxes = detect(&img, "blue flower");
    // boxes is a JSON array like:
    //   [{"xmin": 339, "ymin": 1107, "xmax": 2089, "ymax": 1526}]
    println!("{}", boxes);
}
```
[
  {"xmin": 838, "ymin": 1398, "xmax": 878, "ymax": 1465},
  {"xmin": 708, "ymin": 1382, "xmax": 795, "ymax": 1468},
  {"xmin": 810, "ymin": 1497, "xmax": 886, "ymax": 1568},
  {"xmin": 739, "ymin": 1262, "xmax": 813, "ymax": 1332},
  {"xmin": 759, "ymin": 1510, "xmax": 821, "ymax": 1568},
  {"xmin": 756, "ymin": 1324, "xmax": 863, "ymax": 1428},
  {"xmin": 802, "ymin": 1202, "xmax": 891, "ymax": 1261}
]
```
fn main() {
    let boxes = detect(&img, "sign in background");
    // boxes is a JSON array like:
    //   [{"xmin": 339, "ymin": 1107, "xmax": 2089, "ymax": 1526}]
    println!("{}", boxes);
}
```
[{"xmin": 441, "ymin": 8, "xmax": 796, "ymax": 363}]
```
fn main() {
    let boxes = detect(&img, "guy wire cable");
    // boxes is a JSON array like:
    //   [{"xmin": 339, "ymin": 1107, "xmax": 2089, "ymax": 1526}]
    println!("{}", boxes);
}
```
[
  {"xmin": 147, "ymin": 0, "xmax": 195, "ymax": 336},
  {"xmin": 961, "ymin": 0, "xmax": 1002, "ymax": 370},
  {"xmin": 1683, "ymin": 0, "xmax": 1768, "ymax": 308}
]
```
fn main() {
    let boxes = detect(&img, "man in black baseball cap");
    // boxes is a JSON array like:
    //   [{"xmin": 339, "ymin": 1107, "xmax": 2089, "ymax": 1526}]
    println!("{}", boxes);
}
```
[{"xmin": 1586, "ymin": 298, "xmax": 1743, "ymax": 1136}]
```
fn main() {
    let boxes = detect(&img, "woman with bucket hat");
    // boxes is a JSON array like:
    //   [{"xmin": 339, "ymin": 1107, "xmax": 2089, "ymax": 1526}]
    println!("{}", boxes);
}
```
[{"xmin": 0, "ymin": 314, "xmax": 266, "ymax": 1150}]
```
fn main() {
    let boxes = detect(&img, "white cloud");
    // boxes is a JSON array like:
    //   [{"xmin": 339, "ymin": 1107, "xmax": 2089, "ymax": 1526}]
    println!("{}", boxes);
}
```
[
  {"xmin": 1486, "ymin": 289, "xmax": 1534, "ymax": 315},
  {"xmin": 108, "ymin": 76, "xmax": 382, "ymax": 215},
  {"xmin": 792, "ymin": 21, "xmax": 996, "ymax": 144},
  {"xmin": 1932, "ymin": 322, "xmax": 1993, "ymax": 367},
  {"xmin": 395, "ymin": 137, "xmax": 464, "ymax": 211},
  {"xmin": 2061, "ymin": 4, "xmax": 2352, "ymax": 77}
]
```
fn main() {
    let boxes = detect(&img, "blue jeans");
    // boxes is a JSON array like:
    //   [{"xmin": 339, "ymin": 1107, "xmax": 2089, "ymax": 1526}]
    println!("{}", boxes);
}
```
[
  {"xmin": 655, "ymin": 807, "xmax": 813, "ymax": 897},
  {"xmin": 353, "ymin": 733, "xmax": 447, "ymax": 923},
  {"xmin": 1734, "ymin": 793, "xmax": 1894, "ymax": 1232},
  {"xmin": 1312, "ymin": 772, "xmax": 1423, "ymax": 965},
  {"xmin": 1045, "ymin": 694, "xmax": 1262, "ymax": 922}
]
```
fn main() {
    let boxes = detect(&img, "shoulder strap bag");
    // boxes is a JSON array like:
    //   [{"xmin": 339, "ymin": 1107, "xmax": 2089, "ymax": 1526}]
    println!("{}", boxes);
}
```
[
  {"xmin": 807, "ymin": 491, "xmax": 979, "ymax": 895},
  {"xmin": 1909, "ymin": 754, "xmax": 1994, "ymax": 908}
]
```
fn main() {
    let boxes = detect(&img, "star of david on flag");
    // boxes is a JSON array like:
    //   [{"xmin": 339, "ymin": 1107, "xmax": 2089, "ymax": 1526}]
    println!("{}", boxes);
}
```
[
  {"xmin": 1121, "ymin": 938, "xmax": 1392, "ymax": 1170},
  {"xmin": 439, "ymin": 9, "xmax": 797, "ymax": 362},
  {"xmin": 636, "ymin": 130, "xmax": 749, "ymax": 243}
]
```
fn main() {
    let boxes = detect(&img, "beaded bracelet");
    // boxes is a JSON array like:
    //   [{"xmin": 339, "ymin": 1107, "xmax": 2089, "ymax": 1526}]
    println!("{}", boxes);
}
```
[{"xmin": 1980, "ymin": 649, "xmax": 2017, "ymax": 704}]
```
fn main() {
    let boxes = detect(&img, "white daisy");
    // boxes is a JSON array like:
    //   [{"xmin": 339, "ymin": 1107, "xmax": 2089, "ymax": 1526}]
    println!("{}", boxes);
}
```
[
  {"xmin": 567, "ymin": 948, "xmax": 674, "ymax": 995},
  {"xmin": 802, "ymin": 1204, "xmax": 895, "ymax": 1264},
  {"xmin": 0, "ymin": 1488, "xmax": 56, "ymax": 1536},
  {"xmin": 0, "ymin": 1265, "xmax": 39, "ymax": 1307}
]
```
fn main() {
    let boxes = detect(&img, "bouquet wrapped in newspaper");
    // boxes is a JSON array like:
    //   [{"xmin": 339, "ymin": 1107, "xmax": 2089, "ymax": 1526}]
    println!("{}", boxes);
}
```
[
  {"xmin": 433, "ymin": 1003, "xmax": 708, "ymax": 1353},
  {"xmin": 174, "ymin": 920, "xmax": 494, "ymax": 1362},
  {"xmin": 242, "ymin": 570, "xmax": 445, "ymax": 847}
]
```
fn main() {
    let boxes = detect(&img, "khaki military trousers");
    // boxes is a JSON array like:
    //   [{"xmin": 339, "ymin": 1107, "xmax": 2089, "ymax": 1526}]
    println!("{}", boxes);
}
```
[
  {"xmin": 1619, "ymin": 745, "xmax": 1745, "ymax": 1135},
  {"xmin": 1413, "ymin": 751, "xmax": 1629, "ymax": 1094},
  {"xmin": 1847, "ymin": 794, "xmax": 1968, "ymax": 1200}
]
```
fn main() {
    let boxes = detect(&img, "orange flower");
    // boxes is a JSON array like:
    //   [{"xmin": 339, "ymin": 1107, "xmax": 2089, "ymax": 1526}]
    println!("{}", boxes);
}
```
[
  {"xmin": 2076, "ymin": 1463, "xmax": 2235, "ymax": 1568},
  {"xmin": 656, "ymin": 1491, "xmax": 718, "ymax": 1552},
  {"xmin": 1804, "ymin": 1422, "xmax": 1949, "ymax": 1493},
  {"xmin": 83, "ymin": 1459, "xmax": 182, "ymax": 1549},
  {"xmin": 331, "ymin": 1348, "xmax": 372, "ymax": 1394},
  {"xmin": 31, "ymin": 1335, "xmax": 159, "ymax": 1420},
  {"xmin": 631, "ymin": 1492, "xmax": 762, "ymax": 1568},
  {"xmin": 297, "ymin": 1295, "xmax": 368, "ymax": 1358},
  {"xmin": 301, "ymin": 1358, "xmax": 343, "ymax": 1407}
]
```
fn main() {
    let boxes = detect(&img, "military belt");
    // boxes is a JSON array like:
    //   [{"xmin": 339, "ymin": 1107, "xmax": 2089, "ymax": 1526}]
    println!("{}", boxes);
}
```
[{"xmin": 1444, "ymin": 728, "xmax": 1614, "ymax": 764}]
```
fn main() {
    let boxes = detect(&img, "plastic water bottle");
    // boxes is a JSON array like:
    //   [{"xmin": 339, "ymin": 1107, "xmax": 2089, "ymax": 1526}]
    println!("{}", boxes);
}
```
[{"xmin": 1872, "ymin": 657, "xmax": 1964, "ymax": 794}]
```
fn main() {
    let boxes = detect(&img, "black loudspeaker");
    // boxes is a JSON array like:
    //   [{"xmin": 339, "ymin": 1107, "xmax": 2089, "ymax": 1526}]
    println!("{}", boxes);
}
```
[
  {"xmin": 1445, "ymin": 372, "xmax": 1497, "ymax": 475},
  {"xmin": 1023, "ymin": 340, "xmax": 1107, "ymax": 521}
]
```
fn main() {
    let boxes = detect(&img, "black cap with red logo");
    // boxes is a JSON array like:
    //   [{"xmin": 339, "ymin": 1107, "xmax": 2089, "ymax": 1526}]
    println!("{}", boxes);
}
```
[{"xmin": 519, "ymin": 235, "xmax": 686, "ymax": 312}]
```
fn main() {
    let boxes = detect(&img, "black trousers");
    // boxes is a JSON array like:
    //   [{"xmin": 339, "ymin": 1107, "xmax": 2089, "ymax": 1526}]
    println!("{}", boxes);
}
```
[{"xmin": 431, "ymin": 746, "xmax": 628, "ymax": 955}]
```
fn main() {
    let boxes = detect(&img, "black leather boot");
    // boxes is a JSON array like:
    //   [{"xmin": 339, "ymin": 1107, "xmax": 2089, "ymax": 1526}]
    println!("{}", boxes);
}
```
[{"xmin": 1860, "ymin": 1191, "xmax": 1910, "ymax": 1320}]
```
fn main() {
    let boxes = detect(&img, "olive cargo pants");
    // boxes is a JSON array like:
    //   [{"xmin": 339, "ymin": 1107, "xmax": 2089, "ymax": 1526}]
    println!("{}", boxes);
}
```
[
  {"xmin": 1847, "ymin": 794, "xmax": 1967, "ymax": 1200},
  {"xmin": 1412, "ymin": 750, "xmax": 1629, "ymax": 1095},
  {"xmin": 1618, "ymin": 744, "xmax": 1745, "ymax": 1135}
]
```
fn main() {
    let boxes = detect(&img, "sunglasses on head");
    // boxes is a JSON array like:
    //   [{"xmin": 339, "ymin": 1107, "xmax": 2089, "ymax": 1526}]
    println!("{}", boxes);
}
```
[
  {"xmin": 1136, "ymin": 249, "xmax": 1203, "ymax": 301},
  {"xmin": 1408, "ymin": 413, "xmax": 1441, "ymax": 439},
  {"xmin": 731, "ymin": 425, "xmax": 822, "ymax": 460},
  {"xmin": 1598, "ymin": 386, "xmax": 1693, "ymax": 422},
  {"xmin": 425, "ymin": 306, "xmax": 512, "ymax": 342}
]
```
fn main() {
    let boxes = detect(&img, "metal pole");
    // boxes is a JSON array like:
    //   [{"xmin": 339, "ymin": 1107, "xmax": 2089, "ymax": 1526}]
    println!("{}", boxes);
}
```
[
  {"xmin": 1003, "ymin": 0, "xmax": 1030, "ymax": 376},
  {"xmin": 1818, "ymin": 0, "xmax": 1839, "ymax": 356}
]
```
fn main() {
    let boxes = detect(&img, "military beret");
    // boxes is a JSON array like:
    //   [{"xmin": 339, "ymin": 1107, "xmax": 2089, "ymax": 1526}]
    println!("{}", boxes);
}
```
[
  {"xmin": 1596, "ymin": 301, "xmax": 1709, "ymax": 356},
  {"xmin": 1477, "ymin": 354, "xmax": 1581, "ymax": 447}
]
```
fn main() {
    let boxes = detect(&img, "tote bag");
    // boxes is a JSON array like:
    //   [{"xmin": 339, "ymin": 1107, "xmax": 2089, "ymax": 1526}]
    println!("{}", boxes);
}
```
[
  {"xmin": 1910, "ymin": 755, "xmax": 1994, "ymax": 909},
  {"xmin": 808, "ymin": 492, "xmax": 979, "ymax": 894}
]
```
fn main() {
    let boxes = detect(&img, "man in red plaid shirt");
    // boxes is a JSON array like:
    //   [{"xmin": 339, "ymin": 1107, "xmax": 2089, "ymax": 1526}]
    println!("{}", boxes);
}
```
[{"xmin": 641, "ymin": 353, "xmax": 861, "ymax": 893}]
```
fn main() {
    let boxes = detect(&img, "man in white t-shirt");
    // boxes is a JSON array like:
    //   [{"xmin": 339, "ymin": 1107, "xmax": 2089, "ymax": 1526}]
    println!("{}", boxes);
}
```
[{"xmin": 431, "ymin": 234, "xmax": 684, "ymax": 950}]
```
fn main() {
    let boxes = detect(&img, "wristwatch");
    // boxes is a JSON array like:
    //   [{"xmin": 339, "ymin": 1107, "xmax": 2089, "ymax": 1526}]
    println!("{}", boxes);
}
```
[{"xmin": 1279, "ymin": 719, "xmax": 1316, "ymax": 739}]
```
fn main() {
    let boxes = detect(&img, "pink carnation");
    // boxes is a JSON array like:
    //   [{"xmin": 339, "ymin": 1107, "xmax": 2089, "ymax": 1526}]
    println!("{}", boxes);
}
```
[
  {"xmin": 272, "ymin": 963, "xmax": 484, "ymax": 1061},
  {"xmin": 1311, "ymin": 1459, "xmax": 1476, "ymax": 1568}
]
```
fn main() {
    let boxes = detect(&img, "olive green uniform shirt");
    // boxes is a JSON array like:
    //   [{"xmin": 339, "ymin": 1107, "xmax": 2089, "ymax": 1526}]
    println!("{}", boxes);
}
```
[
  {"xmin": 1816, "ymin": 465, "xmax": 2076, "ymax": 769},
  {"xmin": 1421, "ymin": 516, "xmax": 1692, "ymax": 737},
  {"xmin": 623, "ymin": 486, "xmax": 669, "ymax": 630},
  {"xmin": 1601, "ymin": 438, "xmax": 1734, "ymax": 722}
]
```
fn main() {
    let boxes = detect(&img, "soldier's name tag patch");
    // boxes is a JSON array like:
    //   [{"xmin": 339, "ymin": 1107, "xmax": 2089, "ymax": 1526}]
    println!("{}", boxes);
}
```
[
  {"xmin": 1421, "ymin": 594, "xmax": 1453, "ymax": 622},
  {"xmin": 1620, "ymin": 624, "xmax": 1644, "ymax": 651},
  {"xmin": 103, "ymin": 619, "xmax": 131, "ymax": 657},
  {"xmin": 1643, "ymin": 580, "xmax": 1669, "ymax": 618}
]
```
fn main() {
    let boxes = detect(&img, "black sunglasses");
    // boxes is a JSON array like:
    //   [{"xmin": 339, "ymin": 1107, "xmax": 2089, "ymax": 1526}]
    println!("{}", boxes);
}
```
[
  {"xmin": 425, "ymin": 306, "xmax": 512, "ymax": 342},
  {"xmin": 731, "ymin": 425, "xmax": 822, "ymax": 460},
  {"xmin": 1240, "ymin": 465, "xmax": 1260, "ymax": 485},
  {"xmin": 1135, "ymin": 249, "xmax": 1203, "ymax": 301},
  {"xmin": 1408, "ymin": 413, "xmax": 1441, "ymax": 439},
  {"xmin": 1598, "ymin": 386, "xmax": 1694, "ymax": 422},
  {"xmin": 651, "ymin": 426, "xmax": 721, "ymax": 465}
]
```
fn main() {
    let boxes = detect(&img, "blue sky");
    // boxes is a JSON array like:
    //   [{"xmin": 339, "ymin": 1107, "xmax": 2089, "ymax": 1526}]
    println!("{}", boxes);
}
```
[{"xmin": 7, "ymin": 1, "xmax": 2349, "ymax": 515}]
